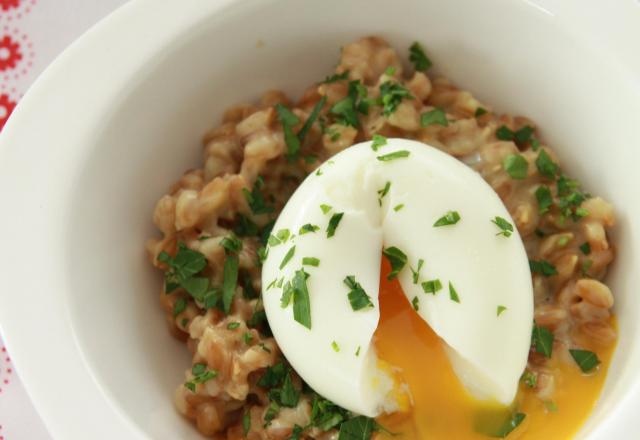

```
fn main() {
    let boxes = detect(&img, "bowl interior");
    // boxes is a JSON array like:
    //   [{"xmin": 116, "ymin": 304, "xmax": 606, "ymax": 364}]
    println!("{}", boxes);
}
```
[{"xmin": 64, "ymin": 0, "xmax": 640, "ymax": 438}]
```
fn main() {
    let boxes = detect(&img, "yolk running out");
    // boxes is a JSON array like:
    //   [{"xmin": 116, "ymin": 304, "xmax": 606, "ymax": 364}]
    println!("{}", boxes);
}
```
[{"xmin": 374, "ymin": 259, "xmax": 616, "ymax": 440}]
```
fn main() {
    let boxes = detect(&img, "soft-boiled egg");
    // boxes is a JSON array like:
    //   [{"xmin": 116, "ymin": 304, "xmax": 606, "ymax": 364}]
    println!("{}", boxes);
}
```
[{"xmin": 261, "ymin": 139, "xmax": 533, "ymax": 418}]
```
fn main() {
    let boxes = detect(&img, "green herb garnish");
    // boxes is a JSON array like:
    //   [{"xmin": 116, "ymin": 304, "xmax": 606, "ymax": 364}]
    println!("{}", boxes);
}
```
[
  {"xmin": 433, "ymin": 210, "xmax": 461, "ymax": 227},
  {"xmin": 220, "ymin": 234, "xmax": 243, "ymax": 254},
  {"xmin": 522, "ymin": 370, "xmax": 537, "ymax": 388},
  {"xmin": 535, "ymin": 185, "xmax": 553, "ymax": 214},
  {"xmin": 569, "ymin": 349, "xmax": 601, "ymax": 373},
  {"xmin": 379, "ymin": 81, "xmax": 413, "ymax": 116},
  {"xmin": 302, "ymin": 257, "xmax": 320, "ymax": 267},
  {"xmin": 535, "ymin": 149, "xmax": 559, "ymax": 179},
  {"xmin": 279, "ymin": 371, "xmax": 300, "ymax": 407},
  {"xmin": 421, "ymin": 108, "xmax": 448, "ymax": 127},
  {"xmin": 497, "ymin": 305, "xmax": 507, "ymax": 316},
  {"xmin": 243, "ymin": 411, "xmax": 251, "ymax": 435},
  {"xmin": 377, "ymin": 150, "xmax": 411, "ymax": 161},
  {"xmin": 327, "ymin": 212, "xmax": 345, "ymax": 238},
  {"xmin": 412, "ymin": 296, "xmax": 420, "ymax": 311},
  {"xmin": 532, "ymin": 324, "xmax": 554, "ymax": 358},
  {"xmin": 492, "ymin": 216, "xmax": 514, "ymax": 237},
  {"xmin": 422, "ymin": 279, "xmax": 442, "ymax": 295},
  {"xmin": 275, "ymin": 104, "xmax": 301, "ymax": 160},
  {"xmin": 298, "ymin": 96, "xmax": 327, "ymax": 144},
  {"xmin": 529, "ymin": 259, "xmax": 558, "ymax": 277},
  {"xmin": 222, "ymin": 254, "xmax": 239, "ymax": 314},
  {"xmin": 393, "ymin": 203, "xmax": 404, "ymax": 212},
  {"xmin": 243, "ymin": 332, "xmax": 253, "ymax": 344},
  {"xmin": 382, "ymin": 246, "xmax": 407, "ymax": 280},
  {"xmin": 496, "ymin": 125, "xmax": 534, "ymax": 145},
  {"xmin": 579, "ymin": 242, "xmax": 591, "ymax": 255},
  {"xmin": 243, "ymin": 176, "xmax": 274, "ymax": 215},
  {"xmin": 280, "ymin": 246, "xmax": 296, "ymax": 269},
  {"xmin": 409, "ymin": 42, "xmax": 432, "ymax": 71},
  {"xmin": 385, "ymin": 66, "xmax": 396, "ymax": 76},
  {"xmin": 292, "ymin": 269, "xmax": 312, "ymax": 329},
  {"xmin": 184, "ymin": 363, "xmax": 218, "ymax": 392},
  {"xmin": 475, "ymin": 107, "xmax": 488, "ymax": 117},
  {"xmin": 377, "ymin": 181, "xmax": 391, "ymax": 206},
  {"xmin": 299, "ymin": 223, "xmax": 320, "ymax": 235},
  {"xmin": 344, "ymin": 275, "xmax": 374, "ymax": 311},
  {"xmin": 502, "ymin": 154, "xmax": 528, "ymax": 179},
  {"xmin": 449, "ymin": 282, "xmax": 461, "ymax": 303},
  {"xmin": 227, "ymin": 322, "xmax": 240, "ymax": 330},
  {"xmin": 321, "ymin": 71, "xmax": 349, "ymax": 84},
  {"xmin": 411, "ymin": 258, "xmax": 424, "ymax": 284},
  {"xmin": 331, "ymin": 341, "xmax": 340, "ymax": 352},
  {"xmin": 173, "ymin": 297, "xmax": 186, "ymax": 317},
  {"xmin": 371, "ymin": 134, "xmax": 388, "ymax": 151},
  {"xmin": 338, "ymin": 416, "xmax": 378, "ymax": 440},
  {"xmin": 493, "ymin": 413, "xmax": 526, "ymax": 438},
  {"xmin": 320, "ymin": 203, "xmax": 332, "ymax": 214}
]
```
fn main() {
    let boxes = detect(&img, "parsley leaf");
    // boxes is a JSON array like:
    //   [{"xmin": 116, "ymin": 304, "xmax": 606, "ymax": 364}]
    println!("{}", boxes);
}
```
[
  {"xmin": 258, "ymin": 363, "xmax": 287, "ymax": 387},
  {"xmin": 299, "ymin": 223, "xmax": 320, "ymax": 234},
  {"xmin": 243, "ymin": 411, "xmax": 251, "ymax": 435},
  {"xmin": 532, "ymin": 324, "xmax": 554, "ymax": 358},
  {"xmin": 320, "ymin": 203, "xmax": 332, "ymax": 214},
  {"xmin": 344, "ymin": 275, "xmax": 374, "ymax": 311},
  {"xmin": 496, "ymin": 125, "xmax": 534, "ymax": 145},
  {"xmin": 288, "ymin": 425, "xmax": 304, "ymax": 440},
  {"xmin": 275, "ymin": 104, "xmax": 301, "ymax": 160},
  {"xmin": 497, "ymin": 305, "xmax": 507, "ymax": 316},
  {"xmin": 233, "ymin": 214, "xmax": 260, "ymax": 237},
  {"xmin": 221, "ymin": 255, "xmax": 239, "ymax": 314},
  {"xmin": 535, "ymin": 185, "xmax": 553, "ymax": 214},
  {"xmin": 502, "ymin": 154, "xmax": 528, "ymax": 179},
  {"xmin": 280, "ymin": 281, "xmax": 293, "ymax": 308},
  {"xmin": 338, "ymin": 416, "xmax": 377, "ymax": 440},
  {"xmin": 330, "ymin": 80, "xmax": 369, "ymax": 127},
  {"xmin": 173, "ymin": 297, "xmax": 187, "ymax": 317},
  {"xmin": 529, "ymin": 259, "xmax": 558, "ymax": 277},
  {"xmin": 298, "ymin": 96, "xmax": 327, "ymax": 144},
  {"xmin": 412, "ymin": 296, "xmax": 420, "ymax": 311},
  {"xmin": 263, "ymin": 401, "xmax": 280, "ymax": 426},
  {"xmin": 522, "ymin": 370, "xmax": 537, "ymax": 387},
  {"xmin": 535, "ymin": 149, "xmax": 559, "ymax": 179},
  {"xmin": 280, "ymin": 246, "xmax": 296, "ymax": 269},
  {"xmin": 377, "ymin": 150, "xmax": 411, "ymax": 161},
  {"xmin": 184, "ymin": 363, "xmax": 218, "ymax": 392},
  {"xmin": 411, "ymin": 258, "xmax": 424, "ymax": 284},
  {"xmin": 475, "ymin": 107, "xmax": 488, "ymax": 117},
  {"xmin": 321, "ymin": 71, "xmax": 349, "ymax": 84},
  {"xmin": 433, "ymin": 210, "xmax": 461, "ymax": 227},
  {"xmin": 227, "ymin": 322, "xmax": 240, "ymax": 330},
  {"xmin": 332, "ymin": 341, "xmax": 340, "ymax": 352},
  {"xmin": 421, "ymin": 108, "xmax": 448, "ymax": 127},
  {"xmin": 493, "ymin": 413, "xmax": 526, "ymax": 438},
  {"xmin": 327, "ymin": 212, "xmax": 345, "ymax": 238},
  {"xmin": 371, "ymin": 134, "xmax": 388, "ymax": 151},
  {"xmin": 292, "ymin": 269, "xmax": 312, "ymax": 329},
  {"xmin": 409, "ymin": 42, "xmax": 432, "ymax": 71},
  {"xmin": 382, "ymin": 246, "xmax": 408, "ymax": 280},
  {"xmin": 302, "ymin": 257, "xmax": 320, "ymax": 267},
  {"xmin": 492, "ymin": 216, "xmax": 514, "ymax": 237},
  {"xmin": 220, "ymin": 234, "xmax": 242, "ymax": 254},
  {"xmin": 569, "ymin": 349, "xmax": 600, "ymax": 373},
  {"xmin": 393, "ymin": 203, "xmax": 404, "ymax": 212},
  {"xmin": 377, "ymin": 181, "xmax": 391, "ymax": 206},
  {"xmin": 310, "ymin": 396, "xmax": 349, "ymax": 431},
  {"xmin": 449, "ymin": 282, "xmax": 461, "ymax": 303},
  {"xmin": 422, "ymin": 279, "xmax": 442, "ymax": 295},
  {"xmin": 243, "ymin": 176, "xmax": 274, "ymax": 215},
  {"xmin": 279, "ymin": 371, "xmax": 300, "ymax": 407},
  {"xmin": 379, "ymin": 81, "xmax": 413, "ymax": 116},
  {"xmin": 579, "ymin": 242, "xmax": 591, "ymax": 255}
]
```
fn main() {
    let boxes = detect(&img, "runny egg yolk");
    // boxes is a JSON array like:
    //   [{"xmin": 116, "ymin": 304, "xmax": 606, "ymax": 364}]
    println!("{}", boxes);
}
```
[{"xmin": 374, "ymin": 259, "xmax": 616, "ymax": 440}]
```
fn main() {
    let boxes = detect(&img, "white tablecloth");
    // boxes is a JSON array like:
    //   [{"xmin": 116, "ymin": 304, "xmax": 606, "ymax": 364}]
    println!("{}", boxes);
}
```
[{"xmin": 0, "ymin": 1, "xmax": 129, "ymax": 437}]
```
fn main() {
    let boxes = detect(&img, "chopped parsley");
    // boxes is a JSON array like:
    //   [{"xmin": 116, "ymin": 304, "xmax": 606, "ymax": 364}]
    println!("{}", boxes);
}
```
[
  {"xmin": 158, "ymin": 242, "xmax": 207, "ymax": 293},
  {"xmin": 243, "ymin": 332, "xmax": 253, "ymax": 344},
  {"xmin": 299, "ymin": 224, "xmax": 320, "ymax": 235},
  {"xmin": 173, "ymin": 297, "xmax": 187, "ymax": 317},
  {"xmin": 278, "ymin": 371, "xmax": 300, "ymax": 407},
  {"xmin": 557, "ymin": 235, "xmax": 570, "ymax": 247},
  {"xmin": 338, "ymin": 416, "xmax": 378, "ymax": 440},
  {"xmin": 289, "ymin": 425, "xmax": 304, "ymax": 440},
  {"xmin": 411, "ymin": 258, "xmax": 424, "ymax": 284},
  {"xmin": 522, "ymin": 370, "xmax": 537, "ymax": 388},
  {"xmin": 382, "ymin": 246, "xmax": 408, "ymax": 280},
  {"xmin": 275, "ymin": 103, "xmax": 301, "ymax": 160},
  {"xmin": 493, "ymin": 413, "xmax": 526, "ymax": 438},
  {"xmin": 263, "ymin": 401, "xmax": 280, "ymax": 426},
  {"xmin": 321, "ymin": 71, "xmax": 349, "ymax": 84},
  {"xmin": 326, "ymin": 212, "xmax": 345, "ymax": 238},
  {"xmin": 496, "ymin": 125, "xmax": 534, "ymax": 145},
  {"xmin": 220, "ymin": 234, "xmax": 242, "ymax": 254},
  {"xmin": 280, "ymin": 281, "xmax": 293, "ymax": 308},
  {"xmin": 579, "ymin": 242, "xmax": 591, "ymax": 255},
  {"xmin": 227, "ymin": 322, "xmax": 240, "ymax": 330},
  {"xmin": 497, "ymin": 305, "xmax": 508, "ymax": 316},
  {"xmin": 535, "ymin": 149, "xmax": 559, "ymax": 179},
  {"xmin": 433, "ymin": 210, "xmax": 461, "ymax": 227},
  {"xmin": 302, "ymin": 257, "xmax": 320, "ymax": 267},
  {"xmin": 502, "ymin": 154, "xmax": 528, "ymax": 179},
  {"xmin": 344, "ymin": 275, "xmax": 374, "ymax": 311},
  {"xmin": 243, "ymin": 176, "xmax": 274, "ymax": 215},
  {"xmin": 243, "ymin": 411, "xmax": 251, "ymax": 435},
  {"xmin": 412, "ymin": 296, "xmax": 420, "ymax": 311},
  {"xmin": 556, "ymin": 175, "xmax": 590, "ymax": 222},
  {"xmin": 420, "ymin": 108, "xmax": 448, "ymax": 127},
  {"xmin": 377, "ymin": 181, "xmax": 391, "ymax": 206},
  {"xmin": 222, "ymin": 254, "xmax": 239, "ymax": 314},
  {"xmin": 330, "ymin": 80, "xmax": 369, "ymax": 127},
  {"xmin": 371, "ymin": 134, "xmax": 388, "ymax": 151},
  {"xmin": 529, "ymin": 259, "xmax": 558, "ymax": 277},
  {"xmin": 385, "ymin": 66, "xmax": 397, "ymax": 76},
  {"xmin": 448, "ymin": 282, "xmax": 461, "ymax": 303},
  {"xmin": 292, "ymin": 269, "xmax": 312, "ymax": 329},
  {"xmin": 379, "ymin": 81, "xmax": 413, "ymax": 115},
  {"xmin": 320, "ymin": 203, "xmax": 332, "ymax": 214},
  {"xmin": 310, "ymin": 395, "xmax": 349, "ymax": 431},
  {"xmin": 532, "ymin": 324, "xmax": 554, "ymax": 358},
  {"xmin": 184, "ymin": 363, "xmax": 218, "ymax": 392},
  {"xmin": 492, "ymin": 216, "xmax": 514, "ymax": 237},
  {"xmin": 280, "ymin": 246, "xmax": 296, "ymax": 269},
  {"xmin": 475, "ymin": 107, "xmax": 488, "ymax": 117},
  {"xmin": 393, "ymin": 203, "xmax": 405, "ymax": 212},
  {"xmin": 298, "ymin": 96, "xmax": 327, "ymax": 144},
  {"xmin": 409, "ymin": 42, "xmax": 432, "ymax": 71},
  {"xmin": 234, "ymin": 214, "xmax": 259, "ymax": 237},
  {"xmin": 569, "ymin": 349, "xmax": 601, "ymax": 373},
  {"xmin": 377, "ymin": 150, "xmax": 411, "ymax": 161},
  {"xmin": 331, "ymin": 341, "xmax": 340, "ymax": 352},
  {"xmin": 544, "ymin": 401, "xmax": 558, "ymax": 413},
  {"xmin": 422, "ymin": 279, "xmax": 442, "ymax": 295},
  {"xmin": 535, "ymin": 185, "xmax": 553, "ymax": 214}
]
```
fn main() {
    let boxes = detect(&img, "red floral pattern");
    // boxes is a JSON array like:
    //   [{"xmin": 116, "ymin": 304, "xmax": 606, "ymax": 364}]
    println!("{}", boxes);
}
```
[
  {"xmin": 0, "ymin": 0, "xmax": 20, "ymax": 12},
  {"xmin": 0, "ymin": 35, "xmax": 21, "ymax": 70},
  {"xmin": 0, "ymin": 93, "xmax": 15, "ymax": 129}
]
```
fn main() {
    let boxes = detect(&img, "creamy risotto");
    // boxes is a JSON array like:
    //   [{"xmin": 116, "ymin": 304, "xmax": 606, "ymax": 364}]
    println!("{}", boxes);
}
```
[{"xmin": 146, "ymin": 37, "xmax": 616, "ymax": 439}]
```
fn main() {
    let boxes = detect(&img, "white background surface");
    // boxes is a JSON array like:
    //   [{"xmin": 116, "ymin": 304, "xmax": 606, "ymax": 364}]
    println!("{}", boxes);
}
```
[{"xmin": 0, "ymin": 1, "xmax": 128, "ymax": 438}]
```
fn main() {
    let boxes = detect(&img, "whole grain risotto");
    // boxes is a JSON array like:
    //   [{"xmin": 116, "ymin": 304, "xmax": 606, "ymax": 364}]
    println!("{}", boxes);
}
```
[{"xmin": 146, "ymin": 37, "xmax": 616, "ymax": 439}]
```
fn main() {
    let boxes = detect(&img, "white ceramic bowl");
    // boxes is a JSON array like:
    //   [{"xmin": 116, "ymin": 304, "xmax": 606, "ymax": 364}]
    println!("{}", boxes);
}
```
[{"xmin": 0, "ymin": 0, "xmax": 639, "ymax": 438}]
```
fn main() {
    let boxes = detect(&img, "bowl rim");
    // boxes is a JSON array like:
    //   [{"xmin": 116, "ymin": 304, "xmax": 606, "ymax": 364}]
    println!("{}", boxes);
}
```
[{"xmin": 0, "ymin": 0, "xmax": 639, "ymax": 438}]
